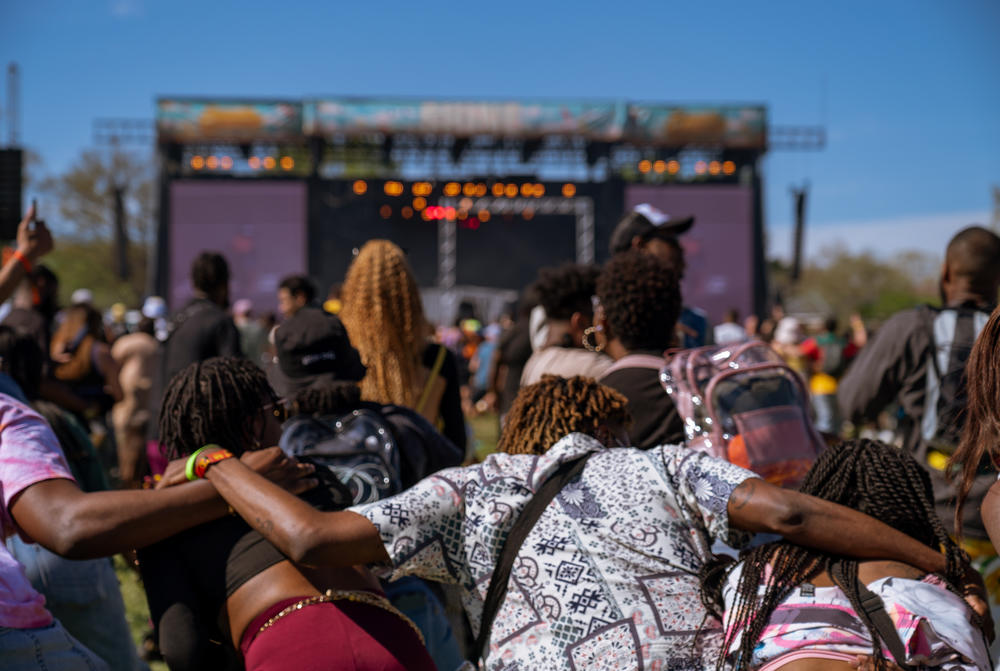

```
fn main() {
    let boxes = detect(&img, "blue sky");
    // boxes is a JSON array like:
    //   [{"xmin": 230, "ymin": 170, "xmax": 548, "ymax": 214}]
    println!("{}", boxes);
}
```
[{"xmin": 2, "ymin": 0, "xmax": 998, "ymax": 262}]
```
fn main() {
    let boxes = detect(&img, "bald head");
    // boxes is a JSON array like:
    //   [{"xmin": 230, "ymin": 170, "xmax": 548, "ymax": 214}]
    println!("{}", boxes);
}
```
[{"xmin": 944, "ymin": 226, "xmax": 1000, "ymax": 302}]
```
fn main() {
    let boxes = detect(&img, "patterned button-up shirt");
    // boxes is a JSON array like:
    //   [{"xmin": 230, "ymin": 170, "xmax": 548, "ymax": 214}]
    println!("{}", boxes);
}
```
[{"xmin": 353, "ymin": 433, "xmax": 754, "ymax": 670}]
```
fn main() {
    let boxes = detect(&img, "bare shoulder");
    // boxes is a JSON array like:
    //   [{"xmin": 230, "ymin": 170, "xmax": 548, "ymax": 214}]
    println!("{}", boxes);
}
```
[{"xmin": 857, "ymin": 559, "xmax": 926, "ymax": 582}]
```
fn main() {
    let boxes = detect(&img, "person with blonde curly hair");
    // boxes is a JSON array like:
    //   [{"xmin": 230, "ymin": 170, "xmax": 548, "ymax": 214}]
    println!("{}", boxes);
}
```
[{"xmin": 339, "ymin": 240, "xmax": 466, "ymax": 454}]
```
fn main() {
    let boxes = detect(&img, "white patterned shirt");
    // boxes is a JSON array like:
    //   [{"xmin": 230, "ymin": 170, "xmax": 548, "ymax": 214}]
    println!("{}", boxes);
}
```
[{"xmin": 353, "ymin": 433, "xmax": 754, "ymax": 671}]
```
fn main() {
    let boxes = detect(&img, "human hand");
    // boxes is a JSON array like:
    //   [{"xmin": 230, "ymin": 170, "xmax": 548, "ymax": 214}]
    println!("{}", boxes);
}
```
[
  {"xmin": 241, "ymin": 446, "xmax": 318, "ymax": 495},
  {"xmin": 16, "ymin": 204, "xmax": 54, "ymax": 262},
  {"xmin": 155, "ymin": 458, "xmax": 189, "ymax": 489}
]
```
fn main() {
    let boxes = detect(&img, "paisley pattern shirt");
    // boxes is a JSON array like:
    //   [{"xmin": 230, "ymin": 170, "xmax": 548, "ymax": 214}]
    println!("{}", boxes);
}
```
[{"xmin": 353, "ymin": 433, "xmax": 754, "ymax": 670}]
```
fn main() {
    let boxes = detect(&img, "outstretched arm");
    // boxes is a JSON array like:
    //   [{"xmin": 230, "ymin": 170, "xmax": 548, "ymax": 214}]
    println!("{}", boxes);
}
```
[
  {"xmin": 205, "ymin": 457, "xmax": 388, "ymax": 567},
  {"xmin": 0, "ymin": 205, "xmax": 53, "ymax": 303}
]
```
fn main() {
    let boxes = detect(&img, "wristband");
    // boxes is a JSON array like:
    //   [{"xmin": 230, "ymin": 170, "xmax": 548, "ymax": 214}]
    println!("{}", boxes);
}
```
[
  {"xmin": 185, "ymin": 444, "xmax": 222, "ymax": 481},
  {"xmin": 194, "ymin": 447, "xmax": 235, "ymax": 479},
  {"xmin": 11, "ymin": 249, "xmax": 32, "ymax": 274}
]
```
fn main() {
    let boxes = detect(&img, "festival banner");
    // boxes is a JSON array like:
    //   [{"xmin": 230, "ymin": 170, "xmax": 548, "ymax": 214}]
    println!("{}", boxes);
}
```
[{"xmin": 157, "ymin": 100, "xmax": 303, "ymax": 142}]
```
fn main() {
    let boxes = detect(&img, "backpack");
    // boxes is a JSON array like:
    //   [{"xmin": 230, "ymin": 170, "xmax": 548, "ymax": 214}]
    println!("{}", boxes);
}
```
[
  {"xmin": 920, "ymin": 305, "xmax": 992, "ymax": 454},
  {"xmin": 279, "ymin": 408, "xmax": 403, "ymax": 509},
  {"xmin": 816, "ymin": 332, "xmax": 847, "ymax": 377},
  {"xmin": 661, "ymin": 340, "xmax": 826, "ymax": 489}
]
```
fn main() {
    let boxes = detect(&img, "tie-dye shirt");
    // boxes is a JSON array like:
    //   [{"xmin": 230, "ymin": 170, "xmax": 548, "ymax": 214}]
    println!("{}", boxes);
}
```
[
  {"xmin": 353, "ymin": 432, "xmax": 754, "ymax": 671},
  {"xmin": 0, "ymin": 392, "xmax": 76, "ymax": 628},
  {"xmin": 721, "ymin": 565, "xmax": 991, "ymax": 670}
]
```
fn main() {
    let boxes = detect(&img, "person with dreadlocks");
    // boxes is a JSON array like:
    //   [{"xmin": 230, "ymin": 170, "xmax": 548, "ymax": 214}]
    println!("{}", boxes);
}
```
[
  {"xmin": 593, "ymin": 249, "xmax": 685, "ymax": 449},
  {"xmin": 139, "ymin": 357, "xmax": 435, "ymax": 671},
  {"xmin": 702, "ymin": 438, "xmax": 991, "ymax": 671},
  {"xmin": 170, "ymin": 371, "xmax": 988, "ymax": 671},
  {"xmin": 339, "ymin": 239, "xmax": 467, "ymax": 455},
  {"xmin": 520, "ymin": 262, "xmax": 612, "ymax": 386}
]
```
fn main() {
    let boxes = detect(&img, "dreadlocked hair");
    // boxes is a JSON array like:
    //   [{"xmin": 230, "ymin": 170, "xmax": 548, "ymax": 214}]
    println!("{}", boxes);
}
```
[
  {"xmin": 701, "ymin": 438, "xmax": 973, "ymax": 671},
  {"xmin": 950, "ymin": 304, "xmax": 1000, "ymax": 537},
  {"xmin": 497, "ymin": 375, "xmax": 630, "ymax": 455},
  {"xmin": 290, "ymin": 382, "xmax": 362, "ymax": 417},
  {"xmin": 159, "ymin": 357, "xmax": 277, "ymax": 460},
  {"xmin": 339, "ymin": 240, "xmax": 431, "ymax": 408}
]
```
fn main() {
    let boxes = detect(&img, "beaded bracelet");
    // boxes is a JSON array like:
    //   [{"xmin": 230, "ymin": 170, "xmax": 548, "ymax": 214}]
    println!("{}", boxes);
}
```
[{"xmin": 184, "ymin": 444, "xmax": 234, "ymax": 481}]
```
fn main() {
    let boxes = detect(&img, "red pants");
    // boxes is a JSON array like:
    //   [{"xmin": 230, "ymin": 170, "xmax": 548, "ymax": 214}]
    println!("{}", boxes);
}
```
[{"xmin": 240, "ymin": 596, "xmax": 436, "ymax": 671}]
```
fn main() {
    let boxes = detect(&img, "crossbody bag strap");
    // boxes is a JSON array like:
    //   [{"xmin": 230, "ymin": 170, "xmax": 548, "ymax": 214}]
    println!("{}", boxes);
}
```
[
  {"xmin": 415, "ymin": 345, "xmax": 447, "ymax": 414},
  {"xmin": 830, "ymin": 560, "xmax": 914, "ymax": 670},
  {"xmin": 473, "ymin": 451, "xmax": 595, "ymax": 662}
]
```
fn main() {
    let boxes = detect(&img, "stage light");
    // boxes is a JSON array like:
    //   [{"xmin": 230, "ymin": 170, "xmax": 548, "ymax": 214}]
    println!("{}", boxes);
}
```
[
  {"xmin": 444, "ymin": 182, "xmax": 461, "ymax": 197},
  {"xmin": 401, "ymin": 206, "xmax": 414, "ymax": 219},
  {"xmin": 220, "ymin": 156, "xmax": 234, "ymax": 170},
  {"xmin": 520, "ymin": 183, "xmax": 533, "ymax": 197},
  {"xmin": 468, "ymin": 218, "xmax": 480, "ymax": 230},
  {"xmin": 638, "ymin": 160, "xmax": 652, "ymax": 173},
  {"xmin": 206, "ymin": 156, "xmax": 220, "ymax": 170},
  {"xmin": 491, "ymin": 183, "xmax": 505, "ymax": 197},
  {"xmin": 708, "ymin": 161, "xmax": 721, "ymax": 175},
  {"xmin": 248, "ymin": 156, "xmax": 261, "ymax": 170},
  {"xmin": 444, "ymin": 207, "xmax": 456, "ymax": 220},
  {"xmin": 474, "ymin": 183, "xmax": 487, "ymax": 197},
  {"xmin": 504, "ymin": 184, "xmax": 518, "ymax": 198},
  {"xmin": 457, "ymin": 209, "xmax": 468, "ymax": 220},
  {"xmin": 694, "ymin": 160, "xmax": 707, "ymax": 175},
  {"xmin": 421, "ymin": 209, "xmax": 432, "ymax": 221},
  {"xmin": 384, "ymin": 181, "xmax": 404, "ymax": 196},
  {"xmin": 523, "ymin": 208, "xmax": 535, "ymax": 221},
  {"xmin": 667, "ymin": 160, "xmax": 680, "ymax": 174},
  {"xmin": 190, "ymin": 156, "xmax": 205, "ymax": 170},
  {"xmin": 412, "ymin": 182, "xmax": 430, "ymax": 196},
  {"xmin": 353, "ymin": 180, "xmax": 368, "ymax": 195},
  {"xmin": 533, "ymin": 183, "xmax": 545, "ymax": 197},
  {"xmin": 459, "ymin": 197, "xmax": 473, "ymax": 210},
  {"xmin": 263, "ymin": 156, "xmax": 276, "ymax": 170},
  {"xmin": 280, "ymin": 156, "xmax": 295, "ymax": 171},
  {"xmin": 478, "ymin": 210, "xmax": 490, "ymax": 223},
  {"xmin": 653, "ymin": 160, "xmax": 666, "ymax": 174},
  {"xmin": 722, "ymin": 160, "xmax": 736, "ymax": 175},
  {"xmin": 562, "ymin": 183, "xmax": 576, "ymax": 198},
  {"xmin": 379, "ymin": 205, "xmax": 392, "ymax": 219},
  {"xmin": 412, "ymin": 197, "xmax": 426, "ymax": 211},
  {"xmin": 463, "ymin": 183, "xmax": 476, "ymax": 197}
]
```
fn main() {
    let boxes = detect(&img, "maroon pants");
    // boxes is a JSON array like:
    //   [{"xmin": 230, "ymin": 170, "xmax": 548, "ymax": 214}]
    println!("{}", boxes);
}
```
[{"xmin": 240, "ymin": 596, "xmax": 436, "ymax": 671}]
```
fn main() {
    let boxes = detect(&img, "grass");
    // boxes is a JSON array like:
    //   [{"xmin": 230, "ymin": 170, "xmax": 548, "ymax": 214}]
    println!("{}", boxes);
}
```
[{"xmin": 469, "ymin": 411, "xmax": 500, "ymax": 460}]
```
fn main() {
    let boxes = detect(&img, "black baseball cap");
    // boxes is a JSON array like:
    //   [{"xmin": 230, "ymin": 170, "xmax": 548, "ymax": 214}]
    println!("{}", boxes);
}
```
[
  {"xmin": 609, "ymin": 204, "xmax": 695, "ymax": 254},
  {"xmin": 267, "ymin": 306, "xmax": 366, "ymax": 399}
]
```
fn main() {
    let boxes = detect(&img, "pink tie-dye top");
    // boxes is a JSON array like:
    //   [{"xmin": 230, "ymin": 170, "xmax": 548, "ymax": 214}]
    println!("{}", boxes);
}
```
[{"xmin": 0, "ymin": 393, "xmax": 76, "ymax": 628}]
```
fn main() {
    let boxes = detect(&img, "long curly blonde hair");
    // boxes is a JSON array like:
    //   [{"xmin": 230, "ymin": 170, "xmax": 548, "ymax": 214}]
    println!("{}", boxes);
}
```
[{"xmin": 339, "ymin": 240, "xmax": 431, "ymax": 407}]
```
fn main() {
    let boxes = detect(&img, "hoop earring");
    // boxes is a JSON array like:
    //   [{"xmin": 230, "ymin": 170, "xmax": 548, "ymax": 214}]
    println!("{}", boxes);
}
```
[{"xmin": 582, "ymin": 326, "xmax": 605, "ymax": 353}]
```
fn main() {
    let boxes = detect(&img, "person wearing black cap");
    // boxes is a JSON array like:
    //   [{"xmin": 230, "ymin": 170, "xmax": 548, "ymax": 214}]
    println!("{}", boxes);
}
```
[
  {"xmin": 609, "ymin": 204, "xmax": 709, "ymax": 348},
  {"xmin": 268, "ymin": 306, "xmax": 466, "ymax": 670}
]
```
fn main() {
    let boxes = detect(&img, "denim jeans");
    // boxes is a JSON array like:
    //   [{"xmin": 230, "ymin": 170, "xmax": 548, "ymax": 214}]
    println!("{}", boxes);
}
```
[
  {"xmin": 6, "ymin": 535, "xmax": 148, "ymax": 671},
  {"xmin": 0, "ymin": 621, "xmax": 109, "ymax": 671},
  {"xmin": 383, "ymin": 576, "xmax": 466, "ymax": 671}
]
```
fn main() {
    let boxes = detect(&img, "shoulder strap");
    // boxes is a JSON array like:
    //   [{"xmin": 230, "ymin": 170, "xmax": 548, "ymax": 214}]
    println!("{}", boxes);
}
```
[
  {"xmin": 415, "ymin": 345, "xmax": 447, "ymax": 414},
  {"xmin": 830, "ymin": 560, "xmax": 914, "ymax": 670},
  {"xmin": 473, "ymin": 452, "xmax": 595, "ymax": 662},
  {"xmin": 600, "ymin": 353, "xmax": 666, "ymax": 378}
]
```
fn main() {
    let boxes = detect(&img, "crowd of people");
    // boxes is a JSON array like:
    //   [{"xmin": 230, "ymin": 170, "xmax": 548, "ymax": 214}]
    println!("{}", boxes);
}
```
[{"xmin": 1, "ymin": 200, "xmax": 1000, "ymax": 671}]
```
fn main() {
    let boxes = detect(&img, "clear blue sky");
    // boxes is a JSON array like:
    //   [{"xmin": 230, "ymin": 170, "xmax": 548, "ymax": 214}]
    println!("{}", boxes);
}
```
[{"xmin": 2, "ymin": 0, "xmax": 998, "ymax": 261}]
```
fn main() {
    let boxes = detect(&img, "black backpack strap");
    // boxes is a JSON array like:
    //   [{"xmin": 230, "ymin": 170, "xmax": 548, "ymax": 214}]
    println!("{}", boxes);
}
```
[
  {"xmin": 473, "ymin": 451, "xmax": 595, "ymax": 662},
  {"xmin": 830, "ymin": 560, "xmax": 914, "ymax": 670}
]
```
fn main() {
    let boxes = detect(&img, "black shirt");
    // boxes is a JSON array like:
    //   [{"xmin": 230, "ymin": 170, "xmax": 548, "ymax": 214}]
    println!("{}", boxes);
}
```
[
  {"xmin": 163, "ymin": 298, "xmax": 243, "ymax": 381},
  {"xmin": 600, "ymin": 354, "xmax": 684, "ymax": 450},
  {"xmin": 496, "ymin": 322, "xmax": 533, "ymax": 416}
]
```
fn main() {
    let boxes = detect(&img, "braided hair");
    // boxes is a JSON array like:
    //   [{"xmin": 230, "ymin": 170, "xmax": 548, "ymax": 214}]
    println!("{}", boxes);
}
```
[
  {"xmin": 700, "ymin": 438, "xmax": 973, "ymax": 671},
  {"xmin": 339, "ymin": 240, "xmax": 431, "ymax": 408},
  {"xmin": 159, "ymin": 357, "xmax": 277, "ymax": 459},
  {"xmin": 497, "ymin": 375, "xmax": 630, "ymax": 455}
]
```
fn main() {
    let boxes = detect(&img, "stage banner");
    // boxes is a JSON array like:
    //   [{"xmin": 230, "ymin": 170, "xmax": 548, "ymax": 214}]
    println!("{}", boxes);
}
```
[
  {"xmin": 157, "ymin": 100, "xmax": 303, "ymax": 142},
  {"xmin": 625, "ymin": 105, "xmax": 767, "ymax": 148},
  {"xmin": 304, "ymin": 99, "xmax": 625, "ymax": 140}
]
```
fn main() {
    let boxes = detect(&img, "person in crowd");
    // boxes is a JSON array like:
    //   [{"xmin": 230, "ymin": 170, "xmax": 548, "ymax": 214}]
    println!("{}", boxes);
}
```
[
  {"xmin": 840, "ymin": 227, "xmax": 1000, "ymax": 540},
  {"xmin": 799, "ymin": 314, "xmax": 865, "ymax": 435},
  {"xmin": 233, "ymin": 298, "xmax": 267, "ymax": 365},
  {"xmin": 139, "ymin": 357, "xmax": 435, "ymax": 671},
  {"xmin": 0, "ymin": 326, "xmax": 148, "ymax": 670},
  {"xmin": 772, "ymin": 316, "xmax": 808, "ymax": 377},
  {"xmin": 702, "ymin": 439, "xmax": 990, "ymax": 670},
  {"xmin": 339, "ymin": 239, "xmax": 467, "ymax": 454},
  {"xmin": 111, "ymin": 316, "xmax": 160, "ymax": 487},
  {"xmin": 3, "ymin": 263, "xmax": 59, "ymax": 358},
  {"xmin": 715, "ymin": 308, "xmax": 749, "ymax": 345},
  {"xmin": 520, "ymin": 263, "xmax": 610, "ymax": 385},
  {"xmin": 269, "ymin": 304, "xmax": 466, "ymax": 669},
  {"xmin": 50, "ymin": 303, "xmax": 123, "ymax": 420},
  {"xmin": 191, "ymin": 374, "xmax": 978, "ymax": 670},
  {"xmin": 594, "ymin": 250, "xmax": 685, "ymax": 448},
  {"xmin": 489, "ymin": 288, "xmax": 537, "ymax": 421},
  {"xmin": 609, "ymin": 203, "xmax": 708, "ymax": 347},
  {"xmin": 277, "ymin": 274, "xmax": 317, "ymax": 320},
  {"xmin": 162, "ymin": 251, "xmax": 243, "ymax": 383}
]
